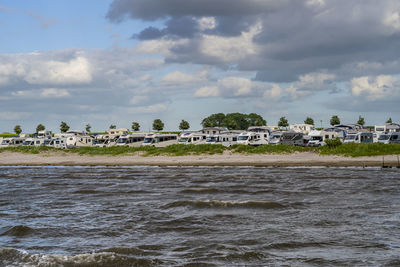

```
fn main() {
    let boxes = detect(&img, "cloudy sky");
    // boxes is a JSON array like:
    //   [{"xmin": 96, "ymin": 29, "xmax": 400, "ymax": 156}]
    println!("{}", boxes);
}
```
[{"xmin": 0, "ymin": 0, "xmax": 399, "ymax": 132}]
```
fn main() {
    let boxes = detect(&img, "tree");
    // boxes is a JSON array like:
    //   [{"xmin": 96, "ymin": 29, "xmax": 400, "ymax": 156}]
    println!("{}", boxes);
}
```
[
  {"xmin": 36, "ymin": 124, "xmax": 45, "ymax": 133},
  {"xmin": 109, "ymin": 124, "xmax": 116, "ymax": 129},
  {"xmin": 179, "ymin": 120, "xmax": 190, "ymax": 131},
  {"xmin": 357, "ymin": 115, "xmax": 365, "ymax": 126},
  {"xmin": 200, "ymin": 112, "xmax": 266, "ymax": 130},
  {"xmin": 278, "ymin": 117, "xmax": 289, "ymax": 127},
  {"xmin": 304, "ymin": 117, "xmax": 314, "ymax": 125},
  {"xmin": 330, "ymin": 115, "xmax": 340, "ymax": 126},
  {"xmin": 387, "ymin": 117, "xmax": 392, "ymax": 123},
  {"xmin": 85, "ymin": 124, "xmax": 91, "ymax": 133},
  {"xmin": 131, "ymin": 122, "xmax": 140, "ymax": 132},
  {"xmin": 60, "ymin": 121, "xmax": 70, "ymax": 133},
  {"xmin": 14, "ymin": 125, "xmax": 22, "ymax": 135},
  {"xmin": 152, "ymin": 119, "xmax": 164, "ymax": 131}
]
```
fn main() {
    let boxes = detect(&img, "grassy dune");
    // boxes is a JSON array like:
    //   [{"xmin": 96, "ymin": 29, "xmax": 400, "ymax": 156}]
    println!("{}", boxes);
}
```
[{"xmin": 1, "ymin": 143, "xmax": 399, "ymax": 157}]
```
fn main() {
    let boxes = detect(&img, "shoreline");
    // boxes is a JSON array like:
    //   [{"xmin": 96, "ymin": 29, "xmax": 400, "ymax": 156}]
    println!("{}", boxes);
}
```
[{"xmin": 0, "ymin": 151, "xmax": 399, "ymax": 167}]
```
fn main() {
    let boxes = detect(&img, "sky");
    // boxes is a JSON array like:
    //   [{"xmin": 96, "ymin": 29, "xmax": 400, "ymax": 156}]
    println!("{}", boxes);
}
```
[{"xmin": 0, "ymin": 0, "xmax": 399, "ymax": 133}]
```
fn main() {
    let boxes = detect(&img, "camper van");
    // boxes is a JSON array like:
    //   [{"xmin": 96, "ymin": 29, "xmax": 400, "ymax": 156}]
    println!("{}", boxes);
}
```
[
  {"xmin": 269, "ymin": 131, "xmax": 284, "ymax": 145},
  {"xmin": 23, "ymin": 138, "xmax": 36, "ymax": 146},
  {"xmin": 37, "ymin": 130, "xmax": 52, "ymax": 139},
  {"xmin": 377, "ymin": 133, "xmax": 390, "ymax": 144},
  {"xmin": 307, "ymin": 130, "xmax": 339, "ymax": 147},
  {"xmin": 178, "ymin": 132, "xmax": 207, "ymax": 145},
  {"xmin": 116, "ymin": 133, "xmax": 146, "ymax": 147},
  {"xmin": 280, "ymin": 132, "xmax": 304, "ymax": 146},
  {"xmin": 389, "ymin": 132, "xmax": 400, "ymax": 144},
  {"xmin": 343, "ymin": 132, "xmax": 373, "ymax": 144},
  {"xmin": 66, "ymin": 135, "xmax": 93, "ymax": 148},
  {"xmin": 0, "ymin": 137, "xmax": 25, "ymax": 147},
  {"xmin": 237, "ymin": 131, "xmax": 269, "ymax": 146},
  {"xmin": 205, "ymin": 132, "xmax": 238, "ymax": 147},
  {"xmin": 142, "ymin": 133, "xmax": 178, "ymax": 147},
  {"xmin": 48, "ymin": 138, "xmax": 67, "ymax": 149}
]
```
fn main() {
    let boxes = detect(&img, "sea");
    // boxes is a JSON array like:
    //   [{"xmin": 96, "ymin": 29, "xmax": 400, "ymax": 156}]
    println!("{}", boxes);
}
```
[{"xmin": 0, "ymin": 166, "xmax": 399, "ymax": 266}]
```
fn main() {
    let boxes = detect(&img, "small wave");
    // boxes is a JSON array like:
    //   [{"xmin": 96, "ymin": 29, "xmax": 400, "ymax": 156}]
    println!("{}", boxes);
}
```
[
  {"xmin": 99, "ymin": 246, "xmax": 161, "ymax": 256},
  {"xmin": 164, "ymin": 200, "xmax": 286, "ymax": 209},
  {"xmin": 180, "ymin": 188, "xmax": 220, "ymax": 194},
  {"xmin": 266, "ymin": 241, "xmax": 328, "ymax": 250},
  {"xmin": 0, "ymin": 226, "xmax": 34, "ymax": 237},
  {"xmin": 73, "ymin": 189, "xmax": 102, "ymax": 194},
  {"xmin": 0, "ymin": 248, "xmax": 163, "ymax": 267}
]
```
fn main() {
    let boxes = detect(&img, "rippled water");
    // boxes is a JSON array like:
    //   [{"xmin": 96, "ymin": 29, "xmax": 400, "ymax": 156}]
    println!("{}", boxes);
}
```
[{"xmin": 0, "ymin": 166, "xmax": 400, "ymax": 266}]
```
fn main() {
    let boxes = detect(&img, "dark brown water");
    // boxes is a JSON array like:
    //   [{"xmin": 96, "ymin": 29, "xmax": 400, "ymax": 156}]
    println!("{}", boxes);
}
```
[{"xmin": 0, "ymin": 166, "xmax": 399, "ymax": 266}]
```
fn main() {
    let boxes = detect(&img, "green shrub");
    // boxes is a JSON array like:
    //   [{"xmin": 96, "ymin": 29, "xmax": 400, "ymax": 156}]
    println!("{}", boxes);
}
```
[{"xmin": 325, "ymin": 137, "xmax": 342, "ymax": 148}]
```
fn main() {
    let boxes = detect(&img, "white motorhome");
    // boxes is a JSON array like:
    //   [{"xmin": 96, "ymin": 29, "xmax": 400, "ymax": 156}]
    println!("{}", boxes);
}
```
[
  {"xmin": 343, "ymin": 132, "xmax": 373, "ymax": 144},
  {"xmin": 269, "ymin": 131, "xmax": 285, "ymax": 145},
  {"xmin": 178, "ymin": 132, "xmax": 207, "ymax": 145},
  {"xmin": 307, "ymin": 130, "xmax": 339, "ymax": 147},
  {"xmin": 237, "ymin": 131, "xmax": 269, "ymax": 146},
  {"xmin": 37, "ymin": 130, "xmax": 52, "ymax": 139},
  {"xmin": 0, "ymin": 137, "xmax": 25, "ymax": 147},
  {"xmin": 142, "ymin": 133, "xmax": 178, "ymax": 147},
  {"xmin": 108, "ymin": 128, "xmax": 129, "ymax": 136},
  {"xmin": 289, "ymin": 124, "xmax": 315, "ymax": 135},
  {"xmin": 66, "ymin": 135, "xmax": 93, "ymax": 148},
  {"xmin": 23, "ymin": 138, "xmax": 36, "ymax": 146},
  {"xmin": 48, "ymin": 138, "xmax": 67, "ymax": 149},
  {"xmin": 116, "ymin": 133, "xmax": 146, "ymax": 147},
  {"xmin": 377, "ymin": 133, "xmax": 391, "ymax": 144},
  {"xmin": 388, "ymin": 132, "xmax": 400, "ymax": 144},
  {"xmin": 205, "ymin": 132, "xmax": 238, "ymax": 147}
]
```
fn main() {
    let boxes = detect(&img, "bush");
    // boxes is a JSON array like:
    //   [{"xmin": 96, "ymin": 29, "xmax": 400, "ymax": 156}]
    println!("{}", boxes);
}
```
[{"xmin": 325, "ymin": 138, "xmax": 342, "ymax": 148}]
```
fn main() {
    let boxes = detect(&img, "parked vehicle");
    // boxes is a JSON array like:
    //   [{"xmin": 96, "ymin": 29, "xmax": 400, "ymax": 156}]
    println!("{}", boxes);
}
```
[
  {"xmin": 178, "ymin": 132, "xmax": 207, "ymax": 145},
  {"xmin": 269, "ymin": 131, "xmax": 284, "ymax": 145},
  {"xmin": 142, "ymin": 133, "xmax": 178, "ymax": 147},
  {"xmin": 377, "ymin": 133, "xmax": 390, "ymax": 144},
  {"xmin": 237, "ymin": 131, "xmax": 268, "ymax": 146},
  {"xmin": 280, "ymin": 131, "xmax": 304, "ymax": 146},
  {"xmin": 389, "ymin": 132, "xmax": 400, "ymax": 144},
  {"xmin": 66, "ymin": 135, "xmax": 93, "ymax": 148},
  {"xmin": 307, "ymin": 130, "xmax": 339, "ymax": 147},
  {"xmin": 343, "ymin": 132, "xmax": 373, "ymax": 144},
  {"xmin": 48, "ymin": 138, "xmax": 67, "ymax": 149},
  {"xmin": 116, "ymin": 133, "xmax": 146, "ymax": 147},
  {"xmin": 205, "ymin": 132, "xmax": 238, "ymax": 147},
  {"xmin": 0, "ymin": 137, "xmax": 25, "ymax": 147}
]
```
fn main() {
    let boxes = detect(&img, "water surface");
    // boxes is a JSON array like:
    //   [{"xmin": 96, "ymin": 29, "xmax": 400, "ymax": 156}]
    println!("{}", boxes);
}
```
[{"xmin": 0, "ymin": 166, "xmax": 399, "ymax": 266}]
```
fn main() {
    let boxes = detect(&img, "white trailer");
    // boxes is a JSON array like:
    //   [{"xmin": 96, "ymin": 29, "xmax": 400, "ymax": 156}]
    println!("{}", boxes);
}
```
[
  {"xmin": 237, "ymin": 131, "xmax": 269, "ymax": 146},
  {"xmin": 205, "ymin": 132, "xmax": 238, "ymax": 147},
  {"xmin": 178, "ymin": 132, "xmax": 207, "ymax": 145},
  {"xmin": 142, "ymin": 133, "xmax": 178, "ymax": 147}
]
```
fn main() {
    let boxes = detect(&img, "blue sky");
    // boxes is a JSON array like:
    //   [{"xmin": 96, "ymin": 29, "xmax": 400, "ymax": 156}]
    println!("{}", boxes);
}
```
[{"xmin": 0, "ymin": 0, "xmax": 399, "ymax": 133}]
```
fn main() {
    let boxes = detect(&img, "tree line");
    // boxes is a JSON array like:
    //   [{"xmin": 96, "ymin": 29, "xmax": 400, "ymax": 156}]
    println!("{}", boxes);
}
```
[{"xmin": 8, "ymin": 115, "xmax": 395, "ymax": 135}]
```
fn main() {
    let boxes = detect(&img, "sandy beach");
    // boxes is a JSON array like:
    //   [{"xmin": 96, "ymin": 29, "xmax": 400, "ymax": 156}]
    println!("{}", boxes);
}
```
[{"xmin": 0, "ymin": 151, "xmax": 399, "ymax": 167}]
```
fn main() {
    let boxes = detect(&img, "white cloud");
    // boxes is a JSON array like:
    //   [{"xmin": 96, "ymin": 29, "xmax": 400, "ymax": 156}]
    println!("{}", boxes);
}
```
[
  {"xmin": 161, "ymin": 70, "xmax": 208, "ymax": 84},
  {"xmin": 351, "ymin": 75, "xmax": 400, "ymax": 100},
  {"xmin": 194, "ymin": 86, "xmax": 219, "ymax": 98},
  {"xmin": 219, "ymin": 77, "xmax": 253, "ymax": 96},
  {"xmin": 133, "ymin": 103, "xmax": 168, "ymax": 113},
  {"xmin": 136, "ymin": 38, "xmax": 189, "ymax": 57},
  {"xmin": 25, "ymin": 56, "xmax": 92, "ymax": 85},
  {"xmin": 383, "ymin": 11, "xmax": 400, "ymax": 33},
  {"xmin": 285, "ymin": 72, "xmax": 336, "ymax": 100},
  {"xmin": 0, "ymin": 112, "xmax": 30, "ymax": 120},
  {"xmin": 263, "ymin": 84, "xmax": 282, "ymax": 99},
  {"xmin": 40, "ymin": 88, "xmax": 70, "ymax": 98},
  {"xmin": 197, "ymin": 17, "xmax": 216, "ymax": 31},
  {"xmin": 11, "ymin": 88, "xmax": 70, "ymax": 99},
  {"xmin": 130, "ymin": 95, "xmax": 148, "ymax": 105}
]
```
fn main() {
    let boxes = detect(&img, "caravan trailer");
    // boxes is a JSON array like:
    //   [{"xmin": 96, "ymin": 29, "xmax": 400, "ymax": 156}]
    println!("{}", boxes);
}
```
[
  {"xmin": 142, "ymin": 133, "xmax": 178, "ymax": 147},
  {"xmin": 269, "ymin": 131, "xmax": 284, "ymax": 145},
  {"xmin": 178, "ymin": 132, "xmax": 207, "ymax": 145},
  {"xmin": 48, "ymin": 138, "xmax": 67, "ymax": 149}
]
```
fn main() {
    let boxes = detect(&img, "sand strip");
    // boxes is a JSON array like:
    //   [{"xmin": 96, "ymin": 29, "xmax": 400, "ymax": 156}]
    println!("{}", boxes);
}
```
[{"xmin": 0, "ymin": 151, "xmax": 399, "ymax": 167}]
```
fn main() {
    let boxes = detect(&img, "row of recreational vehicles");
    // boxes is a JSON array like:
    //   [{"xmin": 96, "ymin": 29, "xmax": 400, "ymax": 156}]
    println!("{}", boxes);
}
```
[{"xmin": 1, "ymin": 123, "xmax": 399, "ymax": 149}]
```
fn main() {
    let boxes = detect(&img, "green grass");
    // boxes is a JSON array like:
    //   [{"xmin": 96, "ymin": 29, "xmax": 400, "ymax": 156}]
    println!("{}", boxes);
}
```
[
  {"xmin": 229, "ymin": 144, "xmax": 313, "ymax": 154},
  {"xmin": 0, "ymin": 146, "xmax": 57, "ymax": 154},
  {"xmin": 1, "ymin": 143, "xmax": 400, "ymax": 157},
  {"xmin": 316, "ymin": 143, "xmax": 400, "ymax": 157}
]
